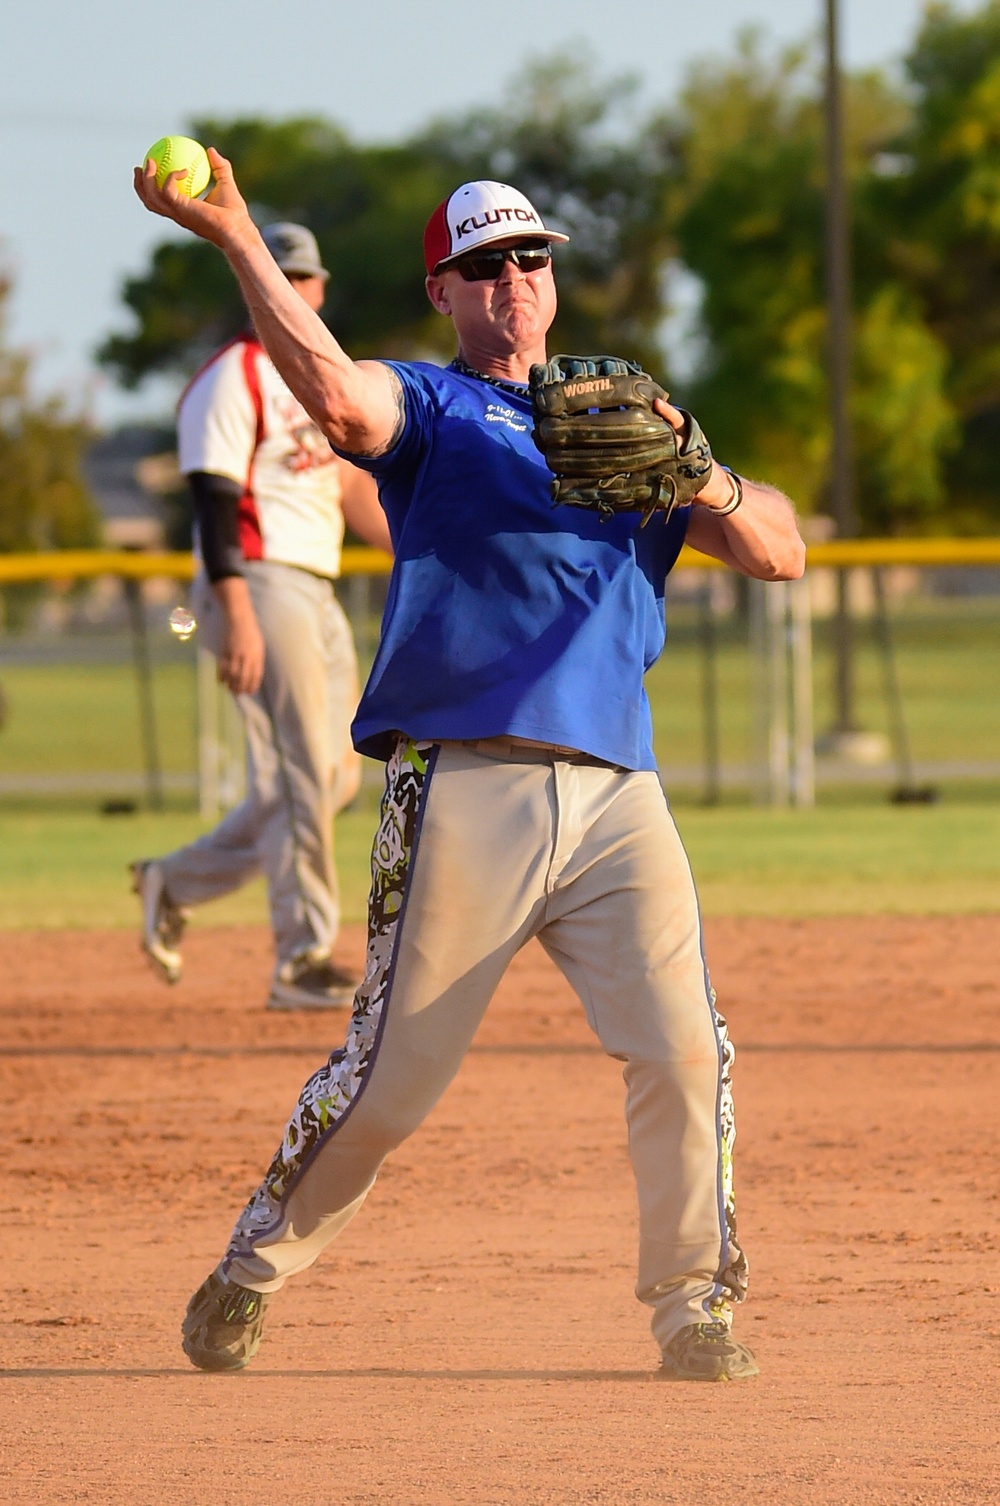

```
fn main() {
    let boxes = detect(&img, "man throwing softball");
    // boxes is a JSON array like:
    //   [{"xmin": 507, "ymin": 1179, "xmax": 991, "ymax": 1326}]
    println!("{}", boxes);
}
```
[{"xmin": 136, "ymin": 148, "xmax": 805, "ymax": 1381}]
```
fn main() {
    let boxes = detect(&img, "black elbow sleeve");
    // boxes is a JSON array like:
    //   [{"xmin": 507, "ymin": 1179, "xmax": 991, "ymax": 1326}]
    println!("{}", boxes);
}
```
[{"xmin": 188, "ymin": 471, "xmax": 245, "ymax": 582}]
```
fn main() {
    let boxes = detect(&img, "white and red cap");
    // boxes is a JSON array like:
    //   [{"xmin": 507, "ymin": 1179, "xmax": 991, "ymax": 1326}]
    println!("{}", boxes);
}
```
[{"xmin": 423, "ymin": 180, "xmax": 570, "ymax": 275}]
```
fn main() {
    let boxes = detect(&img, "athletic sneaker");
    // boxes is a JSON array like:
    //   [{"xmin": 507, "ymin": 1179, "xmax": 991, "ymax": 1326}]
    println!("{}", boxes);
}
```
[
  {"xmin": 130, "ymin": 859, "xmax": 188, "ymax": 985},
  {"xmin": 658, "ymin": 1321, "xmax": 759, "ymax": 1382},
  {"xmin": 181, "ymin": 1270, "xmax": 270, "ymax": 1372},
  {"xmin": 267, "ymin": 948, "xmax": 358, "ymax": 1011}
]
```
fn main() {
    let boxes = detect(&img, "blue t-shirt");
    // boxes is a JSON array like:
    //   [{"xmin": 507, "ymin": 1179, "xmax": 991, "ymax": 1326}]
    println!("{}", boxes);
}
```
[{"xmin": 345, "ymin": 361, "xmax": 690, "ymax": 771}]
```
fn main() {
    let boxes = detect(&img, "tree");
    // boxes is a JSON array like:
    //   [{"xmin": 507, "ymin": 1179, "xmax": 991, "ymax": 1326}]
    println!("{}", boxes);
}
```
[
  {"xmin": 875, "ymin": 1, "xmax": 1000, "ymax": 527},
  {"xmin": 98, "ymin": 54, "xmax": 681, "ymax": 387},
  {"xmin": 98, "ymin": 118, "xmax": 463, "ymax": 385},
  {"xmin": 100, "ymin": 28, "xmax": 1000, "ymax": 535},
  {"xmin": 0, "ymin": 267, "xmax": 100, "ymax": 554},
  {"xmin": 671, "ymin": 32, "xmax": 958, "ymax": 532}
]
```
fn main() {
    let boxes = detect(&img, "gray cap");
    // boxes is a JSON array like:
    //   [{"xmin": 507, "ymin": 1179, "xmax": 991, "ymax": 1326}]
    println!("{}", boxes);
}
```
[{"xmin": 261, "ymin": 222, "xmax": 329, "ymax": 281}]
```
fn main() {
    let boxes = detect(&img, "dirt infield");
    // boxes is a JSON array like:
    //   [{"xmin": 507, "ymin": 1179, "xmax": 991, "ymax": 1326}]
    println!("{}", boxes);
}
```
[{"xmin": 1, "ymin": 916, "xmax": 998, "ymax": 1506}]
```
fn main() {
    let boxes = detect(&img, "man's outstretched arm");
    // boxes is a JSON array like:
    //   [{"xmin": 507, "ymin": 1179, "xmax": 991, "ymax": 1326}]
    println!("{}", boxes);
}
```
[{"xmin": 134, "ymin": 149, "xmax": 403, "ymax": 456}]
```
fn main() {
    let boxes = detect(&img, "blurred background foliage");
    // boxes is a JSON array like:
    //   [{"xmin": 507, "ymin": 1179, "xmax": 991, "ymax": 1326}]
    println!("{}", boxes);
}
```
[
  {"xmin": 0, "ymin": 271, "xmax": 100, "ymax": 570},
  {"xmin": 97, "ymin": 1, "xmax": 1000, "ymax": 536}
]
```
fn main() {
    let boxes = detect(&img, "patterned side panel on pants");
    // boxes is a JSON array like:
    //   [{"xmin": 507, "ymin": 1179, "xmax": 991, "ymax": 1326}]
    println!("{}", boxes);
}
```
[
  {"xmin": 224, "ymin": 738, "xmax": 434, "ymax": 1264},
  {"xmin": 713, "ymin": 990, "xmax": 749, "ymax": 1306}
]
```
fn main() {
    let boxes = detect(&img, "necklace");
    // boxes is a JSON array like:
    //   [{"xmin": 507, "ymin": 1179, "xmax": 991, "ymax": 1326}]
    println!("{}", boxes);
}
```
[{"xmin": 450, "ymin": 355, "xmax": 529, "ymax": 395}]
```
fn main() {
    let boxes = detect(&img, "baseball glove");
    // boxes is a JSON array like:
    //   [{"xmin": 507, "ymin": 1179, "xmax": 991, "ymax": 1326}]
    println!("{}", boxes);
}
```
[{"xmin": 529, "ymin": 355, "xmax": 713, "ymax": 525}]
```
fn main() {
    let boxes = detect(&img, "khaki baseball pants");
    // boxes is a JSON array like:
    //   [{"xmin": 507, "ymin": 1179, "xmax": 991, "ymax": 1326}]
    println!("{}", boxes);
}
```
[
  {"xmin": 161, "ymin": 563, "xmax": 359, "ymax": 963},
  {"xmin": 221, "ymin": 736, "xmax": 748, "ymax": 1352}
]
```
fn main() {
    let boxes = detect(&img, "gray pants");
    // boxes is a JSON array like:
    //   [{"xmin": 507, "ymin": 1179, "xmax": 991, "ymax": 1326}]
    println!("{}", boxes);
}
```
[
  {"xmin": 161, "ymin": 563, "xmax": 360, "ymax": 963},
  {"xmin": 221, "ymin": 737, "xmax": 748, "ymax": 1353}
]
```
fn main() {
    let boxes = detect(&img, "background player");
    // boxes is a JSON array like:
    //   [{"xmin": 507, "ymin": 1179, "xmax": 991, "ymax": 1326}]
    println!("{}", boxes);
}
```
[
  {"xmin": 135, "ymin": 157, "xmax": 804, "ymax": 1380},
  {"xmin": 132, "ymin": 222, "xmax": 392, "ymax": 1010}
]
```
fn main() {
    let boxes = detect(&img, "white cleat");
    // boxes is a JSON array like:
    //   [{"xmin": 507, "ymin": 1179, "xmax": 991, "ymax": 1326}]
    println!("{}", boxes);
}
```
[{"xmin": 130, "ymin": 859, "xmax": 188, "ymax": 984}]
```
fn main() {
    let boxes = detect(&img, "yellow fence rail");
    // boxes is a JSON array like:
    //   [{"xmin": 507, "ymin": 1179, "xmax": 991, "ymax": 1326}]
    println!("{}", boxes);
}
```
[
  {"xmin": 1, "ymin": 536, "xmax": 1000, "ymax": 581},
  {"xmin": 674, "ymin": 537, "xmax": 1000, "ymax": 568},
  {"xmin": 1, "ymin": 537, "xmax": 1000, "ymax": 585},
  {"xmin": 799, "ymin": 537, "xmax": 1000, "ymax": 566},
  {"xmin": 1, "ymin": 539, "xmax": 997, "ymax": 813},
  {"xmin": 0, "ymin": 547, "xmax": 393, "ymax": 584}
]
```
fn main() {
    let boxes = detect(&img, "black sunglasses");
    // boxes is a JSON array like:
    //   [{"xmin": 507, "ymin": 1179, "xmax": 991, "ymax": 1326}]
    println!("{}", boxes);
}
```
[{"xmin": 453, "ymin": 243, "xmax": 553, "ymax": 282}]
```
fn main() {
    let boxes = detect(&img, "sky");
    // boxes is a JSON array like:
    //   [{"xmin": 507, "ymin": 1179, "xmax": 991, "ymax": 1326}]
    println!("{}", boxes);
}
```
[{"xmin": 0, "ymin": 0, "xmax": 981, "ymax": 426}]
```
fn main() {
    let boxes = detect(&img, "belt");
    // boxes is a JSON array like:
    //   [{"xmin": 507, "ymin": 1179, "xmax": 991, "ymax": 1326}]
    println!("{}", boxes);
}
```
[{"xmin": 451, "ymin": 735, "xmax": 625, "ymax": 771}]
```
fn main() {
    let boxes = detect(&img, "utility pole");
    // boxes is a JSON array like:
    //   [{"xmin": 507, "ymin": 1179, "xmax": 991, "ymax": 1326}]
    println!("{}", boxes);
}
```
[{"xmin": 823, "ymin": 0, "xmax": 858, "ymax": 736}]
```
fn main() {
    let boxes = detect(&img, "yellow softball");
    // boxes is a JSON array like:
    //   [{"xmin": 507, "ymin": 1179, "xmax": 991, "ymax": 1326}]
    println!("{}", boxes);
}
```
[{"xmin": 144, "ymin": 136, "xmax": 211, "ymax": 198}]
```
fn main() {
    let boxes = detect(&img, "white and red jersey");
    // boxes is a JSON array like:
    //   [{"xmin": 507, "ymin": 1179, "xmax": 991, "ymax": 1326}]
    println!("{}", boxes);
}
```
[{"xmin": 177, "ymin": 335, "xmax": 345, "ymax": 579}]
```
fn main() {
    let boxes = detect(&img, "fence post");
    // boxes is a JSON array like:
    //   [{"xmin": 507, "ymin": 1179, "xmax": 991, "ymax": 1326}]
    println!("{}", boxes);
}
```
[
  {"xmin": 870, "ymin": 566, "xmax": 937, "ymax": 803},
  {"xmin": 750, "ymin": 580, "xmax": 776, "ymax": 803},
  {"xmin": 699, "ymin": 576, "xmax": 721, "ymax": 805},
  {"xmin": 768, "ymin": 581, "xmax": 792, "ymax": 805},
  {"xmin": 197, "ymin": 646, "xmax": 219, "ymax": 821},
  {"xmin": 750, "ymin": 579, "xmax": 789, "ymax": 804},
  {"xmin": 124, "ymin": 576, "xmax": 164, "ymax": 811},
  {"xmin": 750, "ymin": 577, "xmax": 815, "ymax": 806},
  {"xmin": 789, "ymin": 574, "xmax": 816, "ymax": 807}
]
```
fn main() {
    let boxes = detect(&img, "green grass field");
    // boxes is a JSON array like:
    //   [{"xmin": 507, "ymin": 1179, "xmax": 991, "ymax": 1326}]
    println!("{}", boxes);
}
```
[
  {"xmin": 2, "ymin": 797, "xmax": 998, "ymax": 929},
  {"xmin": 1, "ymin": 595, "xmax": 999, "ymax": 927},
  {"xmin": 648, "ymin": 596, "xmax": 1000, "ymax": 768},
  {"xmin": 3, "ymin": 598, "xmax": 998, "ymax": 785},
  {"xmin": 0, "ymin": 660, "xmax": 196, "ymax": 781}
]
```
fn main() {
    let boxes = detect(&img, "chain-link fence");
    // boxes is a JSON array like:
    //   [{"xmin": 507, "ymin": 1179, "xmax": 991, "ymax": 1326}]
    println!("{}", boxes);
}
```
[
  {"xmin": 1, "ymin": 545, "xmax": 997, "ymax": 811},
  {"xmin": 652, "ymin": 559, "xmax": 1000, "ymax": 804}
]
